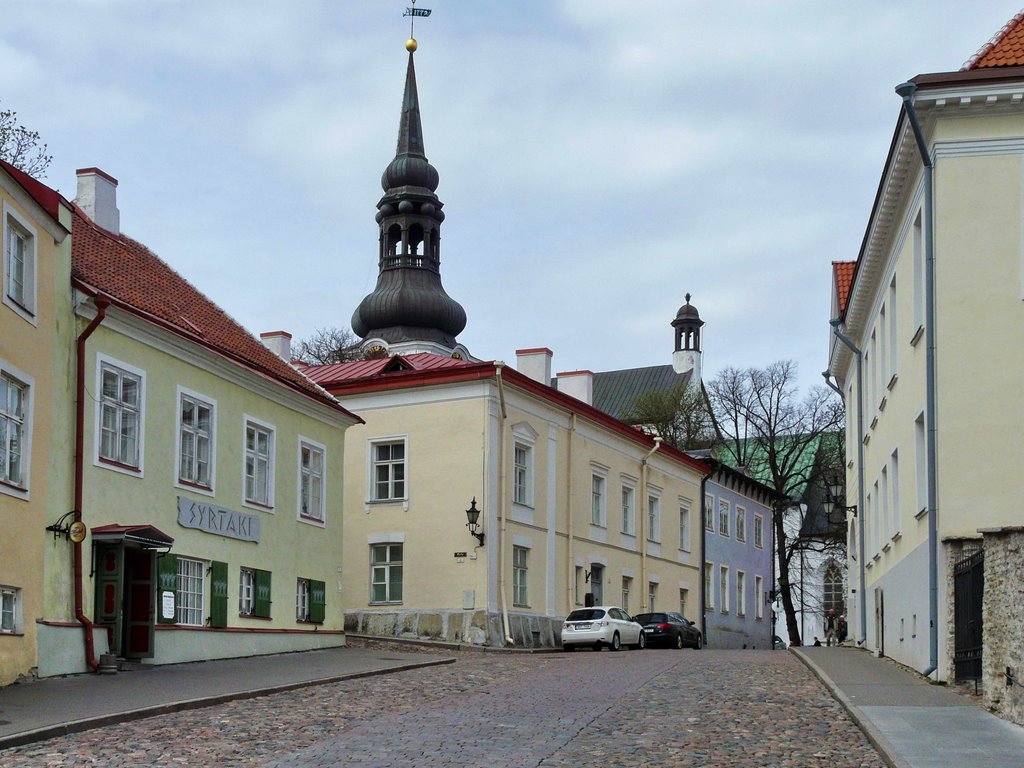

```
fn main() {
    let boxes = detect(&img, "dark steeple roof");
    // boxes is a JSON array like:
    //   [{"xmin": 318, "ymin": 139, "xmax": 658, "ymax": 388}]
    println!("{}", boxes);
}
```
[{"xmin": 351, "ymin": 46, "xmax": 467, "ymax": 351}]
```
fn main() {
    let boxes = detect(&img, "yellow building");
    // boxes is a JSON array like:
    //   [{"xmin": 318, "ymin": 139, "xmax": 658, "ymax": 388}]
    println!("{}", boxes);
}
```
[
  {"xmin": 303, "ymin": 352, "xmax": 708, "ymax": 646},
  {"xmin": 827, "ymin": 14, "xmax": 1024, "ymax": 689},
  {"xmin": 0, "ymin": 161, "xmax": 71, "ymax": 685},
  {"xmin": 36, "ymin": 168, "xmax": 360, "ymax": 677}
]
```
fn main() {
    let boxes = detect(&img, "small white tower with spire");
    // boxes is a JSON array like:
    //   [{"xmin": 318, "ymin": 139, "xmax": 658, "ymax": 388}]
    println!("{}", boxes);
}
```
[{"xmin": 671, "ymin": 293, "xmax": 704, "ymax": 384}]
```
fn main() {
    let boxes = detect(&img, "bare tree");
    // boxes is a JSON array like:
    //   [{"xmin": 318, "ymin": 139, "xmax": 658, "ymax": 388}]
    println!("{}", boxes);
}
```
[
  {"xmin": 626, "ymin": 381, "xmax": 716, "ymax": 451},
  {"xmin": 0, "ymin": 103, "xmax": 52, "ymax": 178},
  {"xmin": 293, "ymin": 326, "xmax": 363, "ymax": 365},
  {"xmin": 707, "ymin": 360, "xmax": 844, "ymax": 647}
]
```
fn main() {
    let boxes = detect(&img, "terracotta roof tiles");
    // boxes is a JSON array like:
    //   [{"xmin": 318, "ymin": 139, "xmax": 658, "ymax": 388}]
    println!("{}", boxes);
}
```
[
  {"xmin": 965, "ymin": 10, "xmax": 1024, "ymax": 69},
  {"xmin": 833, "ymin": 261, "xmax": 855, "ymax": 315},
  {"xmin": 300, "ymin": 352, "xmax": 474, "ymax": 385}
]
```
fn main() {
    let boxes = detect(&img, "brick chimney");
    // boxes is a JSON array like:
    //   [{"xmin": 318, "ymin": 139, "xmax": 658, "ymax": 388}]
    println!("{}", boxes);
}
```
[
  {"xmin": 74, "ymin": 168, "xmax": 120, "ymax": 234},
  {"xmin": 556, "ymin": 370, "xmax": 594, "ymax": 405},
  {"xmin": 260, "ymin": 331, "xmax": 292, "ymax": 361},
  {"xmin": 516, "ymin": 347, "xmax": 553, "ymax": 385}
]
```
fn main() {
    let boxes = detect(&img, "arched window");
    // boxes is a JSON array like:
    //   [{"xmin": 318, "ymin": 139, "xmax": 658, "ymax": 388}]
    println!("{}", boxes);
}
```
[{"xmin": 823, "ymin": 561, "xmax": 844, "ymax": 617}]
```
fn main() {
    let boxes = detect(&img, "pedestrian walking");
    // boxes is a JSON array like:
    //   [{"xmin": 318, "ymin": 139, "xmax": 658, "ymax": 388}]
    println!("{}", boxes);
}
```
[
  {"xmin": 837, "ymin": 615, "xmax": 848, "ymax": 644},
  {"xmin": 824, "ymin": 608, "xmax": 838, "ymax": 647}
]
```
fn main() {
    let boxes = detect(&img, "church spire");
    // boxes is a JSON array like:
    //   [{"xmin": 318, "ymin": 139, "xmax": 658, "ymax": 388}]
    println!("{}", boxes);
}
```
[{"xmin": 351, "ymin": 38, "xmax": 469, "ymax": 358}]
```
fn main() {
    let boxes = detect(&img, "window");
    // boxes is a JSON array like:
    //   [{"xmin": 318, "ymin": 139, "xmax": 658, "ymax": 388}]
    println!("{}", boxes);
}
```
[
  {"xmin": 239, "ymin": 567, "xmax": 272, "ymax": 618},
  {"xmin": 0, "ymin": 587, "xmax": 19, "ymax": 633},
  {"xmin": 296, "ymin": 578, "xmax": 310, "ymax": 621},
  {"xmin": 371, "ymin": 440, "xmax": 406, "ymax": 501},
  {"xmin": 244, "ymin": 420, "xmax": 274, "ymax": 507},
  {"xmin": 0, "ymin": 370, "xmax": 28, "ymax": 489},
  {"xmin": 679, "ymin": 588, "xmax": 689, "ymax": 617},
  {"xmin": 880, "ymin": 466, "xmax": 890, "ymax": 542},
  {"xmin": 648, "ymin": 582, "xmax": 657, "ymax": 612},
  {"xmin": 299, "ymin": 440, "xmax": 325, "ymax": 522},
  {"xmin": 176, "ymin": 557, "xmax": 204, "ymax": 626},
  {"xmin": 704, "ymin": 563, "xmax": 713, "ymax": 611},
  {"xmin": 888, "ymin": 276, "xmax": 898, "ymax": 380},
  {"xmin": 735, "ymin": 506, "xmax": 746, "ymax": 543},
  {"xmin": 736, "ymin": 571, "xmax": 746, "ymax": 617},
  {"xmin": 178, "ymin": 392, "xmax": 213, "ymax": 489},
  {"xmin": 98, "ymin": 360, "xmax": 143, "ymax": 469},
  {"xmin": 4, "ymin": 203, "xmax": 36, "ymax": 319},
  {"xmin": 718, "ymin": 498, "xmax": 730, "ymax": 537},
  {"xmin": 754, "ymin": 514, "xmax": 764, "ymax": 549},
  {"xmin": 575, "ymin": 566, "xmax": 584, "ymax": 605},
  {"xmin": 591, "ymin": 473, "xmax": 606, "ymax": 527},
  {"xmin": 679, "ymin": 503, "xmax": 691, "ymax": 551},
  {"xmin": 891, "ymin": 449, "xmax": 901, "ymax": 536},
  {"xmin": 915, "ymin": 413, "xmax": 927, "ymax": 515},
  {"xmin": 621, "ymin": 484, "xmax": 636, "ymax": 535},
  {"xmin": 296, "ymin": 578, "xmax": 326, "ymax": 623},
  {"xmin": 622, "ymin": 576, "xmax": 632, "ymax": 612},
  {"xmin": 823, "ymin": 562, "xmax": 845, "ymax": 617},
  {"xmin": 913, "ymin": 210, "xmax": 924, "ymax": 333},
  {"xmin": 720, "ymin": 566, "xmax": 729, "ymax": 613},
  {"xmin": 755, "ymin": 575, "xmax": 764, "ymax": 620},
  {"xmin": 704, "ymin": 493, "xmax": 714, "ymax": 531},
  {"xmin": 647, "ymin": 493, "xmax": 660, "ymax": 542},
  {"xmin": 513, "ymin": 546, "xmax": 528, "ymax": 606},
  {"xmin": 513, "ymin": 443, "xmax": 532, "ymax": 506},
  {"xmin": 371, "ymin": 543, "xmax": 403, "ymax": 603}
]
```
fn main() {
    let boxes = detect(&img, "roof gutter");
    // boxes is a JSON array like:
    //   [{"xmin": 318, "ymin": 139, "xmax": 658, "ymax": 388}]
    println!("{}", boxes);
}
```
[{"xmin": 896, "ymin": 81, "xmax": 939, "ymax": 680}]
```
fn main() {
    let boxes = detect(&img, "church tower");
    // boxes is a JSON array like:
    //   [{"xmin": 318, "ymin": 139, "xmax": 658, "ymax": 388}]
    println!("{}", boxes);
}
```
[
  {"xmin": 671, "ymin": 293, "xmax": 704, "ymax": 383},
  {"xmin": 351, "ymin": 38, "xmax": 470, "ymax": 359}
]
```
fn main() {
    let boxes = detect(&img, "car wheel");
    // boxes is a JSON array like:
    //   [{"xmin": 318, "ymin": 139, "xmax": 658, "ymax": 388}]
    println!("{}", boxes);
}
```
[
  {"xmin": 635, "ymin": 632, "xmax": 646, "ymax": 650},
  {"xmin": 675, "ymin": 633, "xmax": 684, "ymax": 650},
  {"xmin": 610, "ymin": 632, "xmax": 621, "ymax": 651},
  {"xmin": 694, "ymin": 634, "xmax": 703, "ymax": 649}
]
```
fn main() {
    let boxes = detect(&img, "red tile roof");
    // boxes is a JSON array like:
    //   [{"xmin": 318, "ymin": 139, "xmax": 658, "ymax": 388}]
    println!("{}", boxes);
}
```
[
  {"xmin": 832, "ymin": 261, "xmax": 855, "ymax": 315},
  {"xmin": 0, "ymin": 159, "xmax": 67, "ymax": 226},
  {"xmin": 966, "ymin": 10, "xmax": 1024, "ymax": 69},
  {"xmin": 300, "ymin": 352, "xmax": 475, "ymax": 385},
  {"xmin": 71, "ymin": 207, "xmax": 356, "ymax": 418}
]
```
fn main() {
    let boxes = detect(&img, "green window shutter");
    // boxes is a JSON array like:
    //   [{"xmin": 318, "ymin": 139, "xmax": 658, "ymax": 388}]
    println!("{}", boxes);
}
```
[
  {"xmin": 209, "ymin": 561, "xmax": 228, "ymax": 628},
  {"xmin": 309, "ymin": 579, "xmax": 326, "ymax": 624},
  {"xmin": 254, "ymin": 568, "xmax": 272, "ymax": 618},
  {"xmin": 156, "ymin": 553, "xmax": 178, "ymax": 625}
]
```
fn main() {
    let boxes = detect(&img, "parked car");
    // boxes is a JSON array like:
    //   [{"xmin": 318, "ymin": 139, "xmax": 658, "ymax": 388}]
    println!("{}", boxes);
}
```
[
  {"xmin": 561, "ymin": 606, "xmax": 646, "ymax": 651},
  {"xmin": 773, "ymin": 635, "xmax": 787, "ymax": 650},
  {"xmin": 633, "ymin": 612, "xmax": 702, "ymax": 649}
]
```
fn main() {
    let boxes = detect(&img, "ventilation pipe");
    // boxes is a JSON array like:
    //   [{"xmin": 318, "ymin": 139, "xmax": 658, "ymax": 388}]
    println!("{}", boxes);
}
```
[{"xmin": 896, "ymin": 80, "xmax": 939, "ymax": 679}]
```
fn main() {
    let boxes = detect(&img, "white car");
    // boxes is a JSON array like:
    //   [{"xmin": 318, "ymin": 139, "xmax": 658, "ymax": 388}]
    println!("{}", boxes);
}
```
[{"xmin": 560, "ymin": 606, "xmax": 646, "ymax": 651}]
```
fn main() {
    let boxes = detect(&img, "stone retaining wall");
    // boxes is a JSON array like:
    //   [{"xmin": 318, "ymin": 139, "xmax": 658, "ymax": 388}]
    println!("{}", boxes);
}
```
[
  {"xmin": 980, "ymin": 527, "xmax": 1024, "ymax": 726},
  {"xmin": 345, "ymin": 609, "xmax": 564, "ymax": 648}
]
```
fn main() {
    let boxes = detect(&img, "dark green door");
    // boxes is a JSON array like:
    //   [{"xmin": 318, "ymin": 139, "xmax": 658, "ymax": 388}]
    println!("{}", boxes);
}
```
[{"xmin": 94, "ymin": 544, "xmax": 124, "ymax": 655}]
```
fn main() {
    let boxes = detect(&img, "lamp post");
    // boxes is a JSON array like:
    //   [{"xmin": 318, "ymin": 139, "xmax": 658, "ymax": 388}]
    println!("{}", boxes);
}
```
[{"xmin": 465, "ymin": 498, "xmax": 485, "ymax": 546}]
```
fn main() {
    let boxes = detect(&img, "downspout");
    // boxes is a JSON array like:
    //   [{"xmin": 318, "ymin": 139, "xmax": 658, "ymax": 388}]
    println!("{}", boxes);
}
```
[
  {"xmin": 495, "ymin": 363, "xmax": 514, "ymax": 645},
  {"xmin": 566, "ymin": 413, "xmax": 577, "ymax": 612},
  {"xmin": 75, "ymin": 295, "xmax": 110, "ymax": 671},
  {"xmin": 639, "ymin": 437, "xmax": 662, "ymax": 611},
  {"xmin": 699, "ymin": 473, "xmax": 708, "ymax": 643},
  {"xmin": 897, "ymin": 81, "xmax": 939, "ymax": 678},
  {"xmin": 829, "ymin": 323, "xmax": 867, "ymax": 647}
]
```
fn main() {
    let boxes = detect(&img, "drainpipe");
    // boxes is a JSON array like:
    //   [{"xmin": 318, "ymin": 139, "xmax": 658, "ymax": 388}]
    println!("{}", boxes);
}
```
[
  {"xmin": 75, "ymin": 295, "xmax": 110, "ymax": 671},
  {"xmin": 495, "ymin": 363, "xmax": 514, "ymax": 645},
  {"xmin": 639, "ymin": 437, "xmax": 663, "ymax": 612},
  {"xmin": 566, "ymin": 413, "xmax": 577, "ymax": 613},
  {"xmin": 699, "ymin": 473, "xmax": 708, "ymax": 643},
  {"xmin": 829, "ymin": 322, "xmax": 866, "ymax": 647},
  {"xmin": 896, "ymin": 81, "xmax": 939, "ymax": 679}
]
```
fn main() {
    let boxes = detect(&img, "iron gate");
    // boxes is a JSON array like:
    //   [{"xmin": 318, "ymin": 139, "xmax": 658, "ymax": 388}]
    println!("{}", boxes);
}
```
[{"xmin": 953, "ymin": 547, "xmax": 984, "ymax": 681}]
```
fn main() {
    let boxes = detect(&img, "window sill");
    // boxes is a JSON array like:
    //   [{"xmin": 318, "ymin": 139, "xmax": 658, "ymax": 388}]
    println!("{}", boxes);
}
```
[
  {"xmin": 238, "ymin": 613, "xmax": 272, "ymax": 621},
  {"xmin": 0, "ymin": 631, "xmax": 25, "ymax": 638},
  {"xmin": 366, "ymin": 498, "xmax": 407, "ymax": 506},
  {"xmin": 298, "ymin": 514, "xmax": 326, "ymax": 527},
  {"xmin": 513, "ymin": 603, "xmax": 530, "ymax": 609},
  {"xmin": 3, "ymin": 295, "xmax": 37, "ymax": 326},
  {"xmin": 243, "ymin": 500, "xmax": 275, "ymax": 513},
  {"xmin": 915, "ymin": 507, "xmax": 928, "ymax": 521},
  {"xmin": 736, "ymin": 538, "xmax": 746, "ymax": 545},
  {"xmin": 646, "ymin": 538, "xmax": 660, "ymax": 544},
  {"xmin": 0, "ymin": 477, "xmax": 28, "ymax": 494},
  {"xmin": 887, "ymin": 373, "xmax": 898, "ymax": 391},
  {"xmin": 296, "ymin": 619, "xmax": 323, "ymax": 626},
  {"xmin": 910, "ymin": 325, "xmax": 924, "ymax": 347},
  {"xmin": 873, "ymin": 553, "xmax": 881, "ymax": 562},
  {"xmin": 878, "ymin": 396, "xmax": 887, "ymax": 413},
  {"xmin": 870, "ymin": 416, "xmax": 879, "ymax": 430},
  {"xmin": 720, "ymin": 610, "xmax": 729, "ymax": 615},
  {"xmin": 865, "ymin": 561, "xmax": 873, "ymax": 570},
  {"xmin": 369, "ymin": 601, "xmax": 403, "ymax": 607},
  {"xmin": 882, "ymin": 543, "xmax": 891, "ymax": 553},
  {"xmin": 892, "ymin": 531, "xmax": 902, "ymax": 542},
  {"xmin": 98, "ymin": 456, "xmax": 142, "ymax": 474},
  {"xmin": 862, "ymin": 433, "xmax": 871, "ymax": 446},
  {"xmin": 512, "ymin": 501, "xmax": 534, "ymax": 511}
]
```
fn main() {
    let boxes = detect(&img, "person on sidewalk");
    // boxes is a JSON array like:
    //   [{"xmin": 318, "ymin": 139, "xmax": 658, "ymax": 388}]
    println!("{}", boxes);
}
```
[
  {"xmin": 824, "ymin": 608, "xmax": 838, "ymax": 647},
  {"xmin": 837, "ymin": 615, "xmax": 848, "ymax": 644},
  {"xmin": 812, "ymin": 637, "xmax": 822, "ymax": 647}
]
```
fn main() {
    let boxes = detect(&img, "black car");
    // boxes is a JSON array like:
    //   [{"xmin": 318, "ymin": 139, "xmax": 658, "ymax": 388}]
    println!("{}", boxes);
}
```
[{"xmin": 633, "ymin": 611, "xmax": 702, "ymax": 649}]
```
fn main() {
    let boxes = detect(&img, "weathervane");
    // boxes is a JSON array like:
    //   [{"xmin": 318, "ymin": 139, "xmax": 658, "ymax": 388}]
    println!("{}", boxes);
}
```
[{"xmin": 404, "ymin": 0, "xmax": 431, "ymax": 51}]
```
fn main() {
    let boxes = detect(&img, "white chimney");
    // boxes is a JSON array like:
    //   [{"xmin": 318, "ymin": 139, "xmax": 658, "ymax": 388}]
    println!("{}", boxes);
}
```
[
  {"xmin": 260, "ymin": 331, "xmax": 292, "ymax": 361},
  {"xmin": 516, "ymin": 347, "xmax": 553, "ymax": 385},
  {"xmin": 556, "ymin": 370, "xmax": 594, "ymax": 405},
  {"xmin": 74, "ymin": 167, "xmax": 120, "ymax": 234}
]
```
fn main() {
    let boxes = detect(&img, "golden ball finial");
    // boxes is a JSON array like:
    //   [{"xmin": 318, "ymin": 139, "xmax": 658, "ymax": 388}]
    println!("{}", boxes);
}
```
[{"xmin": 406, "ymin": 37, "xmax": 418, "ymax": 52}]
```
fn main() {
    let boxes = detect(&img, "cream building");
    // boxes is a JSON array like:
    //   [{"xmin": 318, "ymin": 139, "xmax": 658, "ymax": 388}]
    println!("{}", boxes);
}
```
[
  {"xmin": 0, "ymin": 161, "xmax": 71, "ymax": 685},
  {"xmin": 826, "ymin": 14, "xmax": 1024, "ymax": 693}
]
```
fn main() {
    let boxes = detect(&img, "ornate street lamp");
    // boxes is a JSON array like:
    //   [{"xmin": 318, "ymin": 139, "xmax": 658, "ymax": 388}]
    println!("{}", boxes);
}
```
[{"xmin": 465, "ymin": 498, "xmax": 485, "ymax": 546}]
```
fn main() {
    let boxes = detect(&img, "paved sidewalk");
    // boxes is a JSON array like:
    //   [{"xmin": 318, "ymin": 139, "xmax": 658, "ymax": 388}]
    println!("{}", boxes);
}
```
[
  {"xmin": 795, "ymin": 646, "xmax": 1024, "ymax": 768},
  {"xmin": 0, "ymin": 645, "xmax": 454, "ymax": 750}
]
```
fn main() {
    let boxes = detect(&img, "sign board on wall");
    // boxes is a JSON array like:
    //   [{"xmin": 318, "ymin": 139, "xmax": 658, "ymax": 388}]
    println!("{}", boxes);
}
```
[{"xmin": 177, "ymin": 497, "xmax": 261, "ymax": 542}]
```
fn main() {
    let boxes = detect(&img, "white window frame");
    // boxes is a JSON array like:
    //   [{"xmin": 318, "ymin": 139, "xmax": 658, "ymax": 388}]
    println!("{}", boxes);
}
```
[
  {"xmin": 243, "ymin": 416, "xmax": 275, "ymax": 510},
  {"xmin": 736, "ymin": 570, "xmax": 746, "ymax": 617},
  {"xmin": 512, "ymin": 545, "xmax": 528, "ymax": 607},
  {"xmin": 679, "ymin": 501, "xmax": 691, "ymax": 552},
  {"xmin": 296, "ymin": 577, "xmax": 311, "ymax": 621},
  {"xmin": 0, "ymin": 586, "xmax": 21, "ymax": 633},
  {"xmin": 239, "ymin": 566, "xmax": 256, "ymax": 616},
  {"xmin": 94, "ymin": 354, "xmax": 146, "ymax": 476},
  {"xmin": 297, "ymin": 436, "xmax": 327, "ymax": 525},
  {"xmin": 175, "ymin": 387, "xmax": 216, "ymax": 495},
  {"xmin": 755, "ymin": 575, "xmax": 764, "ymax": 620},
  {"xmin": 648, "ymin": 581, "xmax": 657, "ymax": 612},
  {"xmin": 176, "ymin": 557, "xmax": 205, "ymax": 626},
  {"xmin": 368, "ymin": 435, "xmax": 408, "ymax": 503},
  {"xmin": 718, "ymin": 498, "xmax": 730, "ymax": 537},
  {"xmin": 754, "ymin": 514, "xmax": 764, "ymax": 549},
  {"xmin": 0, "ymin": 361, "xmax": 33, "ymax": 499},
  {"xmin": 720, "ymin": 565, "xmax": 730, "ymax": 614},
  {"xmin": 622, "ymin": 576, "xmax": 632, "ymax": 613},
  {"xmin": 591, "ymin": 466, "xmax": 607, "ymax": 528},
  {"xmin": 621, "ymin": 478, "xmax": 636, "ymax": 536},
  {"xmin": 704, "ymin": 563, "xmax": 714, "ymax": 611},
  {"xmin": 735, "ymin": 505, "xmax": 746, "ymax": 543},
  {"xmin": 3, "ymin": 202, "xmax": 38, "ymax": 324},
  {"xmin": 704, "ymin": 493, "xmax": 714, "ymax": 531},
  {"xmin": 513, "ymin": 442, "xmax": 533, "ymax": 507},
  {"xmin": 370, "ymin": 542, "xmax": 403, "ymax": 604},
  {"xmin": 646, "ymin": 488, "xmax": 661, "ymax": 543}
]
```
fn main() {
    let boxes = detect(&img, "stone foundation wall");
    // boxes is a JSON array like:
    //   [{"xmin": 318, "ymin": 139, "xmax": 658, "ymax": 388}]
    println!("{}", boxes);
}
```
[
  {"xmin": 980, "ymin": 527, "xmax": 1024, "ymax": 726},
  {"xmin": 345, "ymin": 609, "xmax": 565, "ymax": 648}
]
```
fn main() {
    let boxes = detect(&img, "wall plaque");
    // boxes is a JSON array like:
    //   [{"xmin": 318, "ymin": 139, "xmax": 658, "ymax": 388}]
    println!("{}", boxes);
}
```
[{"xmin": 177, "ymin": 497, "xmax": 261, "ymax": 542}]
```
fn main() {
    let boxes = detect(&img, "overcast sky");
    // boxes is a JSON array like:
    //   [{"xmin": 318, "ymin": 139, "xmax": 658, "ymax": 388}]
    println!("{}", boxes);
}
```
[{"xmin": 3, "ymin": 1, "xmax": 1020, "ymax": 393}]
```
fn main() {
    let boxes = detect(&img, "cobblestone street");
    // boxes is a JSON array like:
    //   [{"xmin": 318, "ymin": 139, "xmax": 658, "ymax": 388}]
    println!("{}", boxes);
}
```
[{"xmin": 0, "ymin": 642, "xmax": 883, "ymax": 767}]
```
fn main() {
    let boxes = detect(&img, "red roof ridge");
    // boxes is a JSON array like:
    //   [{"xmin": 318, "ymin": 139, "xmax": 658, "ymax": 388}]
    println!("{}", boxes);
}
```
[
  {"xmin": 0, "ymin": 159, "xmax": 68, "ymax": 227},
  {"xmin": 964, "ymin": 10, "xmax": 1024, "ymax": 70}
]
